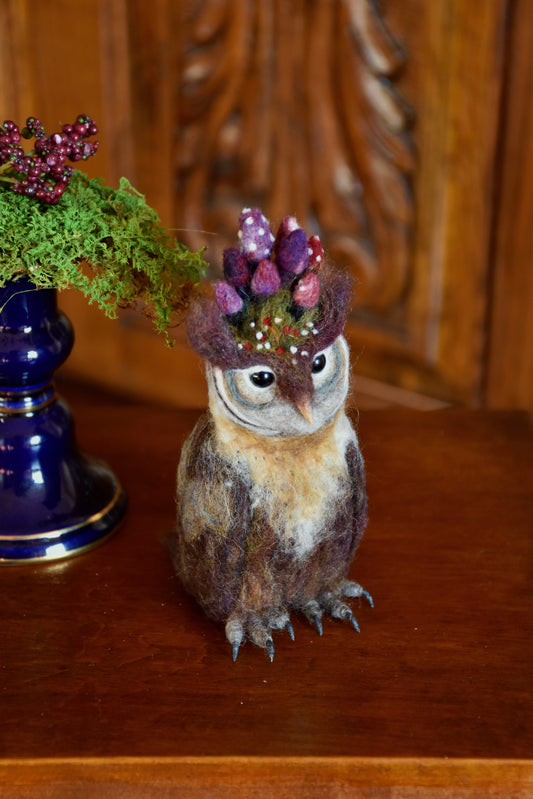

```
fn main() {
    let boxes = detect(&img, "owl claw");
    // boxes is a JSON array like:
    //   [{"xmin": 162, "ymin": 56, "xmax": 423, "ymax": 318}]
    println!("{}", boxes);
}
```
[
  {"xmin": 312, "ymin": 614, "xmax": 324, "ymax": 636},
  {"xmin": 226, "ymin": 610, "xmax": 292, "ymax": 660},
  {"xmin": 286, "ymin": 620, "xmax": 295, "ymax": 641},
  {"xmin": 303, "ymin": 600, "xmax": 324, "ymax": 635},
  {"xmin": 266, "ymin": 638, "xmax": 275, "ymax": 662},
  {"xmin": 333, "ymin": 600, "xmax": 360, "ymax": 632},
  {"xmin": 225, "ymin": 617, "xmax": 245, "ymax": 661},
  {"xmin": 340, "ymin": 579, "xmax": 374, "ymax": 608},
  {"xmin": 346, "ymin": 610, "xmax": 360, "ymax": 633},
  {"xmin": 225, "ymin": 580, "xmax": 371, "ymax": 659}
]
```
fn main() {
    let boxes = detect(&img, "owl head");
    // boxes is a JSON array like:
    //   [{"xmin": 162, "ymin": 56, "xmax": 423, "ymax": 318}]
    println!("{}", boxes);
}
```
[{"xmin": 187, "ymin": 209, "xmax": 353, "ymax": 437}]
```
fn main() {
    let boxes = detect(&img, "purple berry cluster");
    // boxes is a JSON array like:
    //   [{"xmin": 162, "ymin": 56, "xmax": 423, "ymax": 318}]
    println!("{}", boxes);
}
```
[
  {"xmin": 214, "ymin": 208, "xmax": 324, "ymax": 317},
  {"xmin": 0, "ymin": 114, "xmax": 99, "ymax": 205}
]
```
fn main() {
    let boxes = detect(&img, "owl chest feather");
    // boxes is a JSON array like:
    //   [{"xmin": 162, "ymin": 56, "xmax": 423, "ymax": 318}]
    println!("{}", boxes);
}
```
[{"xmin": 214, "ymin": 408, "xmax": 356, "ymax": 558}]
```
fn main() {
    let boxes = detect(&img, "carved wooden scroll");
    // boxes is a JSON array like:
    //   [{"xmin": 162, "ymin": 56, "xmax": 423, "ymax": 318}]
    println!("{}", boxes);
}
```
[{"xmin": 176, "ymin": 0, "xmax": 414, "ymax": 328}]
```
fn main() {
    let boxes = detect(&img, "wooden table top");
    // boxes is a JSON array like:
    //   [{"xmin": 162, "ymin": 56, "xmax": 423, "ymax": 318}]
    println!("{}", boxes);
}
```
[{"xmin": 1, "ymin": 397, "xmax": 532, "ymax": 796}]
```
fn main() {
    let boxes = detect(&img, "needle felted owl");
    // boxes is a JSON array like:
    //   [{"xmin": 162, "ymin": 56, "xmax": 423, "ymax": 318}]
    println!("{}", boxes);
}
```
[{"xmin": 173, "ymin": 208, "xmax": 372, "ymax": 660}]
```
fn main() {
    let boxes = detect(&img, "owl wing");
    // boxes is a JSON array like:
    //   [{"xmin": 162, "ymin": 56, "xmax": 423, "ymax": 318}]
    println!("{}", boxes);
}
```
[
  {"xmin": 345, "ymin": 436, "xmax": 368, "ymax": 552},
  {"xmin": 174, "ymin": 412, "xmax": 251, "ymax": 622}
]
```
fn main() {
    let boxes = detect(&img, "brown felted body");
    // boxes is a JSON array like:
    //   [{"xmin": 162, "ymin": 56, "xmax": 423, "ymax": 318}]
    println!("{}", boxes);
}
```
[{"xmin": 173, "ymin": 407, "xmax": 367, "ymax": 646}]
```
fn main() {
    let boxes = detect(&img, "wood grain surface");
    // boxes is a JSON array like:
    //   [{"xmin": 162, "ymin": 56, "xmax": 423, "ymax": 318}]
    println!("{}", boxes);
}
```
[
  {"xmin": 0, "ymin": 397, "xmax": 531, "ymax": 795},
  {"xmin": 487, "ymin": 0, "xmax": 533, "ymax": 411}
]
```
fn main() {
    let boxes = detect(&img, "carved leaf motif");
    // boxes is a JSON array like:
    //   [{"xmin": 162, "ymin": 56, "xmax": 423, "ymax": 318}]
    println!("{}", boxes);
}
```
[{"xmin": 176, "ymin": 0, "xmax": 415, "ymax": 319}]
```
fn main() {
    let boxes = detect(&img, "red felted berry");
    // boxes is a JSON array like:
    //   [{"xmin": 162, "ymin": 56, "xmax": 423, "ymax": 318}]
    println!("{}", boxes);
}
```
[
  {"xmin": 307, "ymin": 235, "xmax": 324, "ymax": 270},
  {"xmin": 293, "ymin": 271, "xmax": 321, "ymax": 308},
  {"xmin": 1, "ymin": 113, "xmax": 99, "ymax": 205}
]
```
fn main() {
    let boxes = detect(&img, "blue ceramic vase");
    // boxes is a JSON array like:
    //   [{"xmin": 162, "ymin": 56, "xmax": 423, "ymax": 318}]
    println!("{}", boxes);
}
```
[{"xmin": 0, "ymin": 277, "xmax": 127, "ymax": 562}]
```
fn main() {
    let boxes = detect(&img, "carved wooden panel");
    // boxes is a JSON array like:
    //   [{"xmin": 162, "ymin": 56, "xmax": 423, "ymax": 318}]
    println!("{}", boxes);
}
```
[
  {"xmin": 486, "ymin": 0, "xmax": 533, "ymax": 411},
  {"xmin": 177, "ymin": 0, "xmax": 415, "ymax": 320},
  {"xmin": 1, "ymin": 0, "xmax": 530, "ymax": 410}
]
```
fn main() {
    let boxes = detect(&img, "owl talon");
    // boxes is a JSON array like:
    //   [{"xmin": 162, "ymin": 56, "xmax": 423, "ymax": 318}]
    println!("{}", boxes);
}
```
[
  {"xmin": 303, "ymin": 600, "xmax": 324, "ymax": 635},
  {"xmin": 322, "ymin": 595, "xmax": 360, "ymax": 631},
  {"xmin": 266, "ymin": 638, "xmax": 275, "ymax": 662},
  {"xmin": 225, "ymin": 608, "xmax": 295, "ymax": 660},
  {"xmin": 286, "ymin": 620, "xmax": 295, "ymax": 641},
  {"xmin": 346, "ymin": 611, "xmax": 360, "ymax": 633},
  {"xmin": 225, "ymin": 617, "xmax": 245, "ymax": 661},
  {"xmin": 340, "ymin": 580, "xmax": 374, "ymax": 608},
  {"xmin": 312, "ymin": 614, "xmax": 324, "ymax": 636},
  {"xmin": 271, "ymin": 610, "xmax": 291, "ymax": 631}
]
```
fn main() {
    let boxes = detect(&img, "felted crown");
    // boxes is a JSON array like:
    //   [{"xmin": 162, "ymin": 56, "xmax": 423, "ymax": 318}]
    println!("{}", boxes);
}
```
[{"xmin": 187, "ymin": 208, "xmax": 352, "ymax": 369}]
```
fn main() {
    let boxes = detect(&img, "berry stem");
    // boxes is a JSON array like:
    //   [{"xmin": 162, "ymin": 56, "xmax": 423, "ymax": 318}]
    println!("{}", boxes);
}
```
[{"xmin": 0, "ymin": 163, "xmax": 17, "ymax": 179}]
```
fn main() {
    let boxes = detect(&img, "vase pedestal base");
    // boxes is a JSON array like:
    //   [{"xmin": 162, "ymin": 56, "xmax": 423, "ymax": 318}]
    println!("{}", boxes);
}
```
[
  {"xmin": 0, "ymin": 280, "xmax": 128, "ymax": 563},
  {"xmin": 0, "ymin": 397, "xmax": 128, "ymax": 563},
  {"xmin": 0, "ymin": 479, "xmax": 127, "ymax": 563}
]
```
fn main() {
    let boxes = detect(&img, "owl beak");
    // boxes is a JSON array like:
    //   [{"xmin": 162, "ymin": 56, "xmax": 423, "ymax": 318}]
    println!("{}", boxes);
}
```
[{"xmin": 296, "ymin": 397, "xmax": 314, "ymax": 425}]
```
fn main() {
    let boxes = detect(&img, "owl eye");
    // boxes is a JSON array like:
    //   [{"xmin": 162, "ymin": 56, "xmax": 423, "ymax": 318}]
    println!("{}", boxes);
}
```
[
  {"xmin": 250, "ymin": 370, "xmax": 275, "ymax": 388},
  {"xmin": 311, "ymin": 353, "xmax": 326, "ymax": 374}
]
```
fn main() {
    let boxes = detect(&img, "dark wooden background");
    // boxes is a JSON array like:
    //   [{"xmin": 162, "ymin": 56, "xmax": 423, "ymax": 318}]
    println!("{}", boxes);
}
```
[{"xmin": 1, "ymin": 0, "xmax": 531, "ymax": 413}]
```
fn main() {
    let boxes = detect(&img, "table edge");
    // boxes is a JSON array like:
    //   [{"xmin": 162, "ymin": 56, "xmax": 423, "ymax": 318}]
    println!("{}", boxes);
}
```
[{"xmin": 1, "ymin": 755, "xmax": 531, "ymax": 793}]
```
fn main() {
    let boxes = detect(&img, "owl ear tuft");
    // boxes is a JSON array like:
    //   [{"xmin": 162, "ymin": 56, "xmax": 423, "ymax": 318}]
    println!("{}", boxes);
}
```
[
  {"xmin": 312, "ymin": 266, "xmax": 353, "ymax": 352},
  {"xmin": 186, "ymin": 296, "xmax": 242, "ymax": 368}
]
